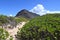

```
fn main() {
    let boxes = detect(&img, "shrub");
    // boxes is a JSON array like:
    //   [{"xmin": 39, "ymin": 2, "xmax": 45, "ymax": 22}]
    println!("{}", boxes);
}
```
[
  {"xmin": 16, "ymin": 14, "xmax": 60, "ymax": 40},
  {"xmin": 9, "ymin": 36, "xmax": 13, "ymax": 40},
  {"xmin": 0, "ymin": 28, "xmax": 9, "ymax": 40}
]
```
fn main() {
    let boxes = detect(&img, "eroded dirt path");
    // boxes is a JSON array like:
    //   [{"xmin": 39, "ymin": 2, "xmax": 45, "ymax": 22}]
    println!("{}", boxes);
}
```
[{"xmin": 6, "ymin": 22, "xmax": 26, "ymax": 40}]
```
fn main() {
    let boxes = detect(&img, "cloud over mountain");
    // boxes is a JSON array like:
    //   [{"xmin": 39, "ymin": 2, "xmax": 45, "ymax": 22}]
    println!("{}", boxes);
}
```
[{"xmin": 30, "ymin": 4, "xmax": 60, "ymax": 15}]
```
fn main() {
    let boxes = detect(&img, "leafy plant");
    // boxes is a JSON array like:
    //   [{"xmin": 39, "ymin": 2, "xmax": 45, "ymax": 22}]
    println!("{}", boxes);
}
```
[
  {"xmin": 0, "ymin": 28, "xmax": 9, "ymax": 40},
  {"xmin": 16, "ymin": 14, "xmax": 60, "ymax": 40},
  {"xmin": 9, "ymin": 36, "xmax": 13, "ymax": 40}
]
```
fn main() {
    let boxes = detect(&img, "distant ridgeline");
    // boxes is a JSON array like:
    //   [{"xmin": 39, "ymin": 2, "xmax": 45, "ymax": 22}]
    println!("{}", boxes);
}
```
[{"xmin": 15, "ymin": 9, "xmax": 40, "ymax": 19}]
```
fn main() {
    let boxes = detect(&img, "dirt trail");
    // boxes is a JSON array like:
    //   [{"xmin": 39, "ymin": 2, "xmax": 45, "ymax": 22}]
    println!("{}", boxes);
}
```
[{"xmin": 6, "ymin": 22, "xmax": 26, "ymax": 40}]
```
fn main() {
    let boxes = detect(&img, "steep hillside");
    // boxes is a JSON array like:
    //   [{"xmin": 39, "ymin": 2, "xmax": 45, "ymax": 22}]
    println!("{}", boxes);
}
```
[
  {"xmin": 15, "ymin": 9, "xmax": 40, "ymax": 19},
  {"xmin": 17, "ymin": 13, "xmax": 60, "ymax": 40}
]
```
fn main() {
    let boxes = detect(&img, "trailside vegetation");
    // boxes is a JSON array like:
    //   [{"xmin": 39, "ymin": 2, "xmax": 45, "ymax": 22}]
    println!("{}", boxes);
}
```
[
  {"xmin": 16, "ymin": 13, "xmax": 60, "ymax": 40},
  {"xmin": 0, "ymin": 15, "xmax": 28, "ymax": 26},
  {"xmin": 0, "ymin": 28, "xmax": 9, "ymax": 40}
]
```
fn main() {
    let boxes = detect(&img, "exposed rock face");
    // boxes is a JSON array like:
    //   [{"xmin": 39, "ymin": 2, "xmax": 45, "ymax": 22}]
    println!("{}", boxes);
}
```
[{"xmin": 16, "ymin": 9, "xmax": 40, "ymax": 19}]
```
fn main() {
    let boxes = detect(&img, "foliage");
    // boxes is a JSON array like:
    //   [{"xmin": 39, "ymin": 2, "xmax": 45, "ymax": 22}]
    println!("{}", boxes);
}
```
[
  {"xmin": 15, "ymin": 17, "xmax": 28, "ymax": 23},
  {"xmin": 16, "ymin": 14, "xmax": 60, "ymax": 40},
  {"xmin": 0, "ymin": 15, "xmax": 8, "ymax": 26},
  {"xmin": 0, "ymin": 28, "xmax": 9, "ymax": 40},
  {"xmin": 8, "ymin": 16, "xmax": 15, "ymax": 21},
  {"xmin": 0, "ymin": 15, "xmax": 28, "ymax": 26},
  {"xmin": 9, "ymin": 36, "xmax": 13, "ymax": 40}
]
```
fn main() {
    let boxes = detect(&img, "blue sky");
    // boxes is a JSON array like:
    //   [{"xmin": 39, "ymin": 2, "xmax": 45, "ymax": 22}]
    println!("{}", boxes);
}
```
[{"xmin": 0, "ymin": 0, "xmax": 60, "ymax": 16}]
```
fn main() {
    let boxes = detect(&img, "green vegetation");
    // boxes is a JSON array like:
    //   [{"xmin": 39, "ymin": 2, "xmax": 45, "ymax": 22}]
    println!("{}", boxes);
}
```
[
  {"xmin": 0, "ymin": 28, "xmax": 9, "ymax": 40},
  {"xmin": 9, "ymin": 36, "xmax": 13, "ymax": 40},
  {"xmin": 0, "ymin": 15, "xmax": 28, "ymax": 40},
  {"xmin": 0, "ymin": 15, "xmax": 9, "ymax": 26},
  {"xmin": 17, "ymin": 14, "xmax": 60, "ymax": 40},
  {"xmin": 15, "ymin": 17, "xmax": 28, "ymax": 23},
  {"xmin": 0, "ymin": 15, "xmax": 28, "ymax": 26}
]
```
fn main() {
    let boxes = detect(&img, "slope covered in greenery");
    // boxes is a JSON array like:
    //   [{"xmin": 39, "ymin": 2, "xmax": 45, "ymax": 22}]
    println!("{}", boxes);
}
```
[
  {"xmin": 0, "ymin": 15, "xmax": 28, "ymax": 26},
  {"xmin": 0, "ymin": 28, "xmax": 9, "ymax": 40},
  {"xmin": 15, "ymin": 17, "xmax": 28, "ymax": 23},
  {"xmin": 17, "ymin": 14, "xmax": 60, "ymax": 40},
  {"xmin": 0, "ymin": 15, "xmax": 28, "ymax": 40},
  {"xmin": 0, "ymin": 15, "xmax": 9, "ymax": 26}
]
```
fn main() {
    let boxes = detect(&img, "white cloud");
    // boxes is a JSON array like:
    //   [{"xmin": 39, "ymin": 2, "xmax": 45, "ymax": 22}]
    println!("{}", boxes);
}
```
[
  {"xmin": 47, "ymin": 11, "xmax": 60, "ymax": 13},
  {"xmin": 9, "ymin": 14, "xmax": 13, "ymax": 16},
  {"xmin": 30, "ymin": 4, "xmax": 60, "ymax": 15}
]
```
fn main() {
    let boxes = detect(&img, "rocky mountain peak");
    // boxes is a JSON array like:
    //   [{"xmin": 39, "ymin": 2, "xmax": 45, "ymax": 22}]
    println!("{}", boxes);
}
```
[{"xmin": 16, "ymin": 9, "xmax": 40, "ymax": 19}]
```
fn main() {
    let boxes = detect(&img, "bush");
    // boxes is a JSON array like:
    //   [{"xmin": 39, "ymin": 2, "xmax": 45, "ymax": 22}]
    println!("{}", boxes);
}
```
[
  {"xmin": 0, "ymin": 28, "xmax": 9, "ymax": 40},
  {"xmin": 0, "ymin": 15, "xmax": 8, "ymax": 26},
  {"xmin": 15, "ymin": 17, "xmax": 27, "ymax": 23},
  {"xmin": 9, "ymin": 36, "xmax": 13, "ymax": 40},
  {"xmin": 16, "ymin": 14, "xmax": 60, "ymax": 40}
]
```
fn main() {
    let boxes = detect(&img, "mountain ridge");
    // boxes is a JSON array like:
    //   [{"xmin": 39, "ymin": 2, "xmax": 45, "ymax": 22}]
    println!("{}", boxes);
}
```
[{"xmin": 15, "ymin": 9, "xmax": 40, "ymax": 19}]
